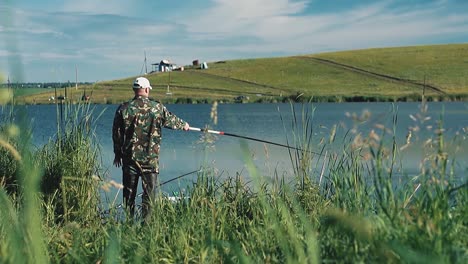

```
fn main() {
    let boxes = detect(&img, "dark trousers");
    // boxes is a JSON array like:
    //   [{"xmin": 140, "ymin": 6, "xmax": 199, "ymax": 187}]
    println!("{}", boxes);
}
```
[{"xmin": 122, "ymin": 161, "xmax": 158, "ymax": 219}]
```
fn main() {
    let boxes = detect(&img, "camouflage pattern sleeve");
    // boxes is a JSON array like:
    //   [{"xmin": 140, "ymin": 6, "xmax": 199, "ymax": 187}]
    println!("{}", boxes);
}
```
[
  {"xmin": 112, "ymin": 105, "xmax": 125, "ymax": 158},
  {"xmin": 161, "ymin": 105, "xmax": 187, "ymax": 130}
]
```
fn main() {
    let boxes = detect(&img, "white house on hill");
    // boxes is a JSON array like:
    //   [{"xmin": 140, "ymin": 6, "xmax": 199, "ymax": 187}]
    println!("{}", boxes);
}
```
[{"xmin": 151, "ymin": 59, "xmax": 183, "ymax": 72}]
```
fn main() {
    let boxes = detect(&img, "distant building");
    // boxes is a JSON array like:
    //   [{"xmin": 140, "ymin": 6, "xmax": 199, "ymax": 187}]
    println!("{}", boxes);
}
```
[
  {"xmin": 159, "ymin": 59, "xmax": 172, "ymax": 72},
  {"xmin": 151, "ymin": 59, "xmax": 179, "ymax": 72}
]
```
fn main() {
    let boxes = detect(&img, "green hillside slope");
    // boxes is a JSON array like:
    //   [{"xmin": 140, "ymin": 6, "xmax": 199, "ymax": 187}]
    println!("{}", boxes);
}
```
[
  {"xmin": 16, "ymin": 43, "xmax": 468, "ymax": 104},
  {"xmin": 313, "ymin": 43, "xmax": 468, "ymax": 94}
]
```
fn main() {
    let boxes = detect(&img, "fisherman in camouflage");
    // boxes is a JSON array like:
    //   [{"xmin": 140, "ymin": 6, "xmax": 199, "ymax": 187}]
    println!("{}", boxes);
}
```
[{"xmin": 112, "ymin": 77, "xmax": 190, "ymax": 218}]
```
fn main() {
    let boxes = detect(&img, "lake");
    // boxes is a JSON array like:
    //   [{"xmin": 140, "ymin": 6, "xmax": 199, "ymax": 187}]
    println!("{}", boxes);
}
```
[{"xmin": 4, "ymin": 101, "xmax": 468, "ymax": 201}]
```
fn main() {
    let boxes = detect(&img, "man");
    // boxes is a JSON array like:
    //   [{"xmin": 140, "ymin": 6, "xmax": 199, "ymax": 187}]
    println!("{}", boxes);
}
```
[{"xmin": 112, "ymin": 76, "xmax": 190, "ymax": 218}]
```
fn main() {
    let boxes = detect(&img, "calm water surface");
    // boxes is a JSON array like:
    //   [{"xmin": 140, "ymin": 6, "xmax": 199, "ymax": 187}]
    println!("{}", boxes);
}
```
[{"xmin": 6, "ymin": 102, "xmax": 468, "ymax": 199}]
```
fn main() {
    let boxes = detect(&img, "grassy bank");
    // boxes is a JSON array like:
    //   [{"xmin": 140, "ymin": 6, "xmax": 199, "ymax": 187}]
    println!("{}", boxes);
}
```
[
  {"xmin": 1, "ymin": 91, "xmax": 467, "ymax": 262},
  {"xmin": 12, "ymin": 43, "xmax": 468, "ymax": 104}
]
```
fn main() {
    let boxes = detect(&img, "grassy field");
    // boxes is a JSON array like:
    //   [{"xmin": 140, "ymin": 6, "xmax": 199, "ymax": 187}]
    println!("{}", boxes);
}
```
[
  {"xmin": 12, "ymin": 43, "xmax": 468, "ymax": 104},
  {"xmin": 11, "ymin": 88, "xmax": 48, "ymax": 97},
  {"xmin": 313, "ymin": 43, "xmax": 468, "ymax": 94}
]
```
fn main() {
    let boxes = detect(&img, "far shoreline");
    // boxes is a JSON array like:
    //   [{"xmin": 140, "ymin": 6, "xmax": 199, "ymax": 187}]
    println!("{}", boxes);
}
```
[{"xmin": 10, "ymin": 93, "xmax": 468, "ymax": 106}]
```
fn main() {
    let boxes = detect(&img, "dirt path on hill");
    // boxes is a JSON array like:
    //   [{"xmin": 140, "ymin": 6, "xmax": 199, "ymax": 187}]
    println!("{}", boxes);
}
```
[{"xmin": 295, "ymin": 56, "xmax": 446, "ymax": 95}]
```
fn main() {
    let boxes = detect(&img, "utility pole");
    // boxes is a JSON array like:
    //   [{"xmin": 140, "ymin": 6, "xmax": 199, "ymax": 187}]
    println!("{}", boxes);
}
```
[
  {"xmin": 75, "ymin": 65, "xmax": 78, "ymax": 90},
  {"xmin": 144, "ymin": 51, "xmax": 148, "ymax": 74},
  {"xmin": 166, "ymin": 71, "xmax": 172, "ymax": 95},
  {"xmin": 7, "ymin": 76, "xmax": 11, "ymax": 104}
]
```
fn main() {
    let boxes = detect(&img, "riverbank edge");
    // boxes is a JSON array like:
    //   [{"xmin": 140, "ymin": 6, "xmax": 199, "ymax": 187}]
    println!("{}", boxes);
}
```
[{"xmin": 10, "ymin": 93, "xmax": 468, "ymax": 105}]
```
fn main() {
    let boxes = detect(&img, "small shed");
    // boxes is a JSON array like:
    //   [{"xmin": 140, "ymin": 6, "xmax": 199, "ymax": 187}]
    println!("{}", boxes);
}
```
[
  {"xmin": 159, "ymin": 59, "xmax": 172, "ymax": 72},
  {"xmin": 192, "ymin": 60, "xmax": 199, "ymax": 66},
  {"xmin": 201, "ymin": 62, "xmax": 208, "ymax": 69},
  {"xmin": 151, "ymin": 59, "xmax": 178, "ymax": 72},
  {"xmin": 151, "ymin": 63, "xmax": 159, "ymax": 72}
]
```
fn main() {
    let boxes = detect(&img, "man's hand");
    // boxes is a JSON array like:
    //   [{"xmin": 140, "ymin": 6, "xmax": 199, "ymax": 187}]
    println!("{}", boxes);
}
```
[
  {"xmin": 113, "ymin": 155, "xmax": 122, "ymax": 167},
  {"xmin": 183, "ymin": 122, "xmax": 190, "ymax": 131}
]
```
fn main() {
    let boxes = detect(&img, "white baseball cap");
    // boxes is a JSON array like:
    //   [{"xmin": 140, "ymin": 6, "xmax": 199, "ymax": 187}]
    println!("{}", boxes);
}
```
[{"xmin": 133, "ymin": 77, "xmax": 152, "ymax": 89}]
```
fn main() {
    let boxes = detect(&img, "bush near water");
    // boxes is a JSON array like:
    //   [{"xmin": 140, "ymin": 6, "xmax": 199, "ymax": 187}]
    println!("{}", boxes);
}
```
[{"xmin": 0, "ymin": 92, "xmax": 467, "ymax": 263}]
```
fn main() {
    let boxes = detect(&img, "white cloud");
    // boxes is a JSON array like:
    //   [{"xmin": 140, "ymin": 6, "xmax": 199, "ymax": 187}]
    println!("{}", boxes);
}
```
[
  {"xmin": 180, "ymin": 0, "xmax": 468, "ymax": 54},
  {"xmin": 0, "ymin": 50, "xmax": 12, "ymax": 57},
  {"xmin": 211, "ymin": 0, "xmax": 307, "ymax": 18},
  {"xmin": 0, "ymin": 7, "xmax": 69, "ymax": 39},
  {"xmin": 131, "ymin": 24, "xmax": 176, "ymax": 36},
  {"xmin": 37, "ymin": 52, "xmax": 81, "ymax": 60},
  {"xmin": 61, "ymin": 0, "xmax": 134, "ymax": 15},
  {"xmin": 3, "ymin": 0, "xmax": 468, "ymax": 82},
  {"xmin": 184, "ymin": 0, "xmax": 308, "ymax": 35},
  {"xmin": 12, "ymin": 26, "xmax": 66, "ymax": 37}
]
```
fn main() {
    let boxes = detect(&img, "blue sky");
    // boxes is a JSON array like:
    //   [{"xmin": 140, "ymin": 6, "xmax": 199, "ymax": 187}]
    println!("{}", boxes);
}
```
[{"xmin": 1, "ymin": 0, "xmax": 467, "ymax": 82}]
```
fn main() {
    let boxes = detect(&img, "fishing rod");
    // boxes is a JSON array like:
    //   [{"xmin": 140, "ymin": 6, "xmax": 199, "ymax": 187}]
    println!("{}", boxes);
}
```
[
  {"xmin": 189, "ymin": 127, "xmax": 323, "ymax": 155},
  {"xmin": 156, "ymin": 169, "xmax": 201, "ymax": 188},
  {"xmin": 100, "ymin": 169, "xmax": 201, "ymax": 215}
]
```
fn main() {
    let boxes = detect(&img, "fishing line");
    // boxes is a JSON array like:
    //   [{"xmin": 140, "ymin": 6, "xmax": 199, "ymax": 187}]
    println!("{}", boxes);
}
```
[
  {"xmin": 100, "ymin": 168, "xmax": 201, "ymax": 216},
  {"xmin": 189, "ymin": 127, "xmax": 324, "ymax": 156}
]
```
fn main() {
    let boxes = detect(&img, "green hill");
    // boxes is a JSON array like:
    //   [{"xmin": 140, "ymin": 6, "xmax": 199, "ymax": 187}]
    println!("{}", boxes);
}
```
[{"xmin": 15, "ymin": 43, "xmax": 468, "ymax": 104}]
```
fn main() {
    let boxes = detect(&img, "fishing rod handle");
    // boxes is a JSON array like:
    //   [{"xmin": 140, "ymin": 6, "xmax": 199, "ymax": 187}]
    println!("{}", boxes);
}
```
[{"xmin": 189, "ymin": 127, "xmax": 223, "ymax": 135}]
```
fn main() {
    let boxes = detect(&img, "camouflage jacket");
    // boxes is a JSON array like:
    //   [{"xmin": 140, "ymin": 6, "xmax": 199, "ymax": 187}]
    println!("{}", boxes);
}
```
[{"xmin": 112, "ymin": 96, "xmax": 187, "ymax": 172}]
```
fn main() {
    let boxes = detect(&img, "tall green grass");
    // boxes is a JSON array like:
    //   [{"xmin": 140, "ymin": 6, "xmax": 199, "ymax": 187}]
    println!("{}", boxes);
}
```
[
  {"xmin": 38, "ymin": 102, "xmax": 102, "ymax": 223},
  {"xmin": 0, "ymin": 106, "xmax": 19, "ymax": 195},
  {"xmin": 0, "ymin": 96, "xmax": 48, "ymax": 263},
  {"xmin": 0, "ymin": 95, "xmax": 467, "ymax": 263},
  {"xmin": 316, "ymin": 100, "xmax": 468, "ymax": 263}
]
